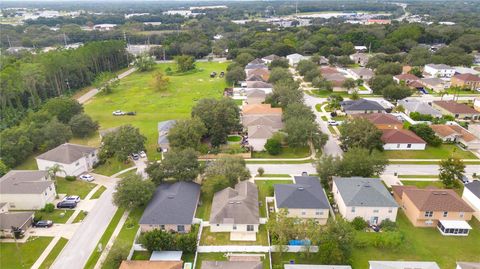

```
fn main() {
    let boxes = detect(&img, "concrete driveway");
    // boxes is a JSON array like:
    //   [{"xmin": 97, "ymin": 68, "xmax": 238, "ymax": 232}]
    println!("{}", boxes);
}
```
[{"xmin": 28, "ymin": 223, "xmax": 81, "ymax": 240}]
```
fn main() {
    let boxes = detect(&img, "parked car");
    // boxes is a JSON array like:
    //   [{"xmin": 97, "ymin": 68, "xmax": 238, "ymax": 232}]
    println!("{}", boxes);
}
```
[
  {"xmin": 327, "ymin": 120, "xmax": 338, "ymax": 126},
  {"xmin": 63, "ymin": 195, "xmax": 81, "ymax": 203},
  {"xmin": 131, "ymin": 153, "xmax": 140, "ymax": 160},
  {"xmin": 57, "ymin": 200, "xmax": 77, "ymax": 209},
  {"xmin": 112, "ymin": 110, "xmax": 125, "ymax": 116},
  {"xmin": 210, "ymin": 72, "xmax": 217, "ymax": 78},
  {"xmin": 139, "ymin": 151, "xmax": 147, "ymax": 158},
  {"xmin": 79, "ymin": 174, "xmax": 94, "ymax": 182},
  {"xmin": 219, "ymin": 71, "xmax": 225, "ymax": 77},
  {"xmin": 302, "ymin": 171, "xmax": 308, "ymax": 176},
  {"xmin": 34, "ymin": 220, "xmax": 53, "ymax": 228},
  {"xmin": 370, "ymin": 224, "xmax": 380, "ymax": 232},
  {"xmin": 461, "ymin": 175, "xmax": 471, "ymax": 184},
  {"xmin": 125, "ymin": 111, "xmax": 136, "ymax": 116}
]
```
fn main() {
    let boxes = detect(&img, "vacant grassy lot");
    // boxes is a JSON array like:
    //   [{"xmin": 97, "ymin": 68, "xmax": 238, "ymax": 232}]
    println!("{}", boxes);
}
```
[
  {"xmin": 84, "ymin": 62, "xmax": 229, "ymax": 161},
  {"xmin": 35, "ymin": 209, "xmax": 74, "ymax": 224},
  {"xmin": 255, "ymin": 179, "xmax": 293, "ymax": 217},
  {"xmin": 39, "ymin": 237, "xmax": 68, "ymax": 269},
  {"xmin": 56, "ymin": 177, "xmax": 96, "ymax": 199},
  {"xmin": 381, "ymin": 144, "xmax": 478, "ymax": 159},
  {"xmin": 0, "ymin": 237, "xmax": 53, "ymax": 269},
  {"xmin": 93, "ymin": 158, "xmax": 133, "ymax": 176},
  {"xmin": 252, "ymin": 146, "xmax": 310, "ymax": 159},
  {"xmin": 196, "ymin": 252, "xmax": 270, "ymax": 269}
]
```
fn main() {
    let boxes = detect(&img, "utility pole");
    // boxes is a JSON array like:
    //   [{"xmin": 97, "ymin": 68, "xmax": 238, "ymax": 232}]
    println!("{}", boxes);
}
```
[
  {"xmin": 7, "ymin": 35, "xmax": 12, "ymax": 48},
  {"xmin": 63, "ymin": 32, "xmax": 68, "ymax": 46}
]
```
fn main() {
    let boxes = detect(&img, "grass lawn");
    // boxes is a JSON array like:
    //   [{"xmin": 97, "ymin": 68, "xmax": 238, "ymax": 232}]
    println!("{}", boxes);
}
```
[
  {"xmin": 93, "ymin": 158, "xmax": 134, "ymax": 176},
  {"xmin": 252, "ymin": 147, "xmax": 310, "ymax": 159},
  {"xmin": 245, "ymin": 159, "xmax": 314, "ymax": 164},
  {"xmin": 320, "ymin": 115, "xmax": 328, "ymax": 121},
  {"xmin": 271, "ymin": 252, "xmax": 322, "ymax": 267},
  {"xmin": 256, "ymin": 174, "xmax": 291, "ymax": 178},
  {"xmin": 398, "ymin": 174, "xmax": 438, "ymax": 178},
  {"xmin": 350, "ymin": 211, "xmax": 480, "ymax": 269},
  {"xmin": 84, "ymin": 62, "xmax": 229, "ymax": 162},
  {"xmin": 195, "ymin": 193, "xmax": 213, "ymax": 220},
  {"xmin": 39, "ymin": 237, "xmax": 68, "ymax": 269},
  {"xmin": 327, "ymin": 126, "xmax": 337, "ymax": 135},
  {"xmin": 13, "ymin": 153, "xmax": 39, "ymax": 170},
  {"xmin": 35, "ymin": 209, "xmax": 74, "ymax": 224},
  {"xmin": 91, "ymin": 185, "xmax": 107, "ymax": 199},
  {"xmin": 73, "ymin": 210, "xmax": 88, "ymax": 223},
  {"xmin": 196, "ymin": 252, "xmax": 270, "ymax": 269},
  {"xmin": 0, "ymin": 236, "xmax": 53, "ymax": 269},
  {"xmin": 200, "ymin": 225, "xmax": 269, "ymax": 246},
  {"xmin": 381, "ymin": 144, "xmax": 478, "ymax": 159},
  {"xmin": 101, "ymin": 207, "xmax": 144, "ymax": 269},
  {"xmin": 227, "ymin": 135, "xmax": 242, "ymax": 142},
  {"xmin": 255, "ymin": 179, "xmax": 293, "ymax": 217},
  {"xmin": 85, "ymin": 208, "xmax": 125, "ymax": 269},
  {"xmin": 332, "ymin": 115, "xmax": 346, "ymax": 121},
  {"xmin": 315, "ymin": 103, "xmax": 325, "ymax": 112},
  {"xmin": 131, "ymin": 251, "xmax": 151, "ymax": 260},
  {"xmin": 56, "ymin": 177, "xmax": 96, "ymax": 199}
]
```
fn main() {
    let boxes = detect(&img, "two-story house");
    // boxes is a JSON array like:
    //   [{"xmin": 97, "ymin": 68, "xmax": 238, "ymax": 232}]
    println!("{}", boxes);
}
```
[{"xmin": 36, "ymin": 143, "xmax": 98, "ymax": 177}]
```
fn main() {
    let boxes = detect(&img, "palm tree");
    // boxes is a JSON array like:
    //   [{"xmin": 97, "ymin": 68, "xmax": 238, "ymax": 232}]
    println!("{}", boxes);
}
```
[{"xmin": 47, "ymin": 164, "xmax": 65, "ymax": 180}]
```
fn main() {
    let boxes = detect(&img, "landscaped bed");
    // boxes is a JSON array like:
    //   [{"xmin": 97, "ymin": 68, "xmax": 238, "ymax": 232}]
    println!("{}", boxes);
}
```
[
  {"xmin": 73, "ymin": 210, "xmax": 88, "ymax": 223},
  {"xmin": 381, "ymin": 144, "xmax": 478, "ymax": 159},
  {"xmin": 252, "ymin": 147, "xmax": 310, "ymax": 159},
  {"xmin": 55, "ymin": 177, "xmax": 96, "ymax": 199},
  {"xmin": 91, "ymin": 185, "xmax": 107, "ymax": 199},
  {"xmin": 35, "ymin": 209, "xmax": 74, "ymax": 224},
  {"xmin": 0, "ymin": 236, "xmax": 53, "ymax": 269},
  {"xmin": 227, "ymin": 135, "xmax": 242, "ymax": 143},
  {"xmin": 200, "ymin": 225, "xmax": 269, "ymax": 246}
]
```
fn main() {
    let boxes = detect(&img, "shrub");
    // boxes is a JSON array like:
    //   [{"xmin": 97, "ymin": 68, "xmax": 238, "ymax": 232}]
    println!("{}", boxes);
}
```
[
  {"xmin": 257, "ymin": 167, "xmax": 265, "ymax": 176},
  {"xmin": 380, "ymin": 219, "xmax": 398, "ymax": 231},
  {"xmin": 371, "ymin": 231, "xmax": 404, "ymax": 248},
  {"xmin": 265, "ymin": 138, "xmax": 282, "ymax": 155},
  {"xmin": 44, "ymin": 203, "xmax": 55, "ymax": 213},
  {"xmin": 351, "ymin": 217, "xmax": 368, "ymax": 231},
  {"xmin": 65, "ymin": 175, "xmax": 76, "ymax": 181},
  {"xmin": 139, "ymin": 225, "xmax": 198, "ymax": 253}
]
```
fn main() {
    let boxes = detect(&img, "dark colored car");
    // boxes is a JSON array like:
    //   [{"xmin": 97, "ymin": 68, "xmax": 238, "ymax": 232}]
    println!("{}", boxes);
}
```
[
  {"xmin": 210, "ymin": 72, "xmax": 217, "ymax": 78},
  {"xmin": 34, "ymin": 220, "xmax": 53, "ymax": 228},
  {"xmin": 125, "ymin": 111, "xmax": 136, "ymax": 116},
  {"xmin": 219, "ymin": 71, "xmax": 225, "ymax": 77},
  {"xmin": 370, "ymin": 225, "xmax": 380, "ymax": 232},
  {"xmin": 57, "ymin": 200, "xmax": 77, "ymax": 209},
  {"xmin": 131, "ymin": 153, "xmax": 140, "ymax": 160},
  {"xmin": 302, "ymin": 171, "xmax": 308, "ymax": 176}
]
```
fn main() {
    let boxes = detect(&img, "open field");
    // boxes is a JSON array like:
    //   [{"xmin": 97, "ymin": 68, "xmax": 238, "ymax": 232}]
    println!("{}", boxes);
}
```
[
  {"xmin": 381, "ymin": 144, "xmax": 478, "ymax": 159},
  {"xmin": 84, "ymin": 62, "xmax": 230, "ymax": 161},
  {"xmin": 0, "ymin": 237, "xmax": 53, "ymax": 269}
]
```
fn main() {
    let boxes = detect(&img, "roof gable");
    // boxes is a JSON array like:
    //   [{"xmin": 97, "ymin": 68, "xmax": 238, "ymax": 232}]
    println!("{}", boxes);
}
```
[
  {"xmin": 36, "ymin": 143, "xmax": 96, "ymax": 164},
  {"xmin": 381, "ymin": 129, "xmax": 426, "ymax": 144},
  {"xmin": 0, "ymin": 170, "xmax": 52, "ymax": 194},
  {"xmin": 275, "ymin": 176, "xmax": 330, "ymax": 209},
  {"xmin": 403, "ymin": 188, "xmax": 473, "ymax": 212},
  {"xmin": 333, "ymin": 177, "xmax": 398, "ymax": 207}
]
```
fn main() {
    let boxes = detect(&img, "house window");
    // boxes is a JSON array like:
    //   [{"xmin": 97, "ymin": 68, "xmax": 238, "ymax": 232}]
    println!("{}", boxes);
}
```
[
  {"xmin": 397, "ymin": 144, "xmax": 400, "ymax": 148},
  {"xmin": 425, "ymin": 220, "xmax": 433, "ymax": 225},
  {"xmin": 216, "ymin": 224, "xmax": 219, "ymax": 227},
  {"xmin": 233, "ymin": 225, "xmax": 237, "ymax": 230},
  {"xmin": 177, "ymin": 225, "xmax": 185, "ymax": 232},
  {"xmin": 407, "ymin": 144, "xmax": 412, "ymax": 148},
  {"xmin": 49, "ymin": 186, "xmax": 52, "ymax": 191},
  {"xmin": 316, "ymin": 210, "xmax": 323, "ymax": 215},
  {"xmin": 91, "ymin": 153, "xmax": 95, "ymax": 157},
  {"xmin": 373, "ymin": 209, "xmax": 379, "ymax": 213},
  {"xmin": 247, "ymin": 225, "xmax": 254, "ymax": 231},
  {"xmin": 160, "ymin": 225, "xmax": 165, "ymax": 230},
  {"xmin": 301, "ymin": 210, "xmax": 306, "ymax": 215},
  {"xmin": 45, "ymin": 192, "xmax": 47, "ymax": 196},
  {"xmin": 425, "ymin": 211, "xmax": 433, "ymax": 217},
  {"xmin": 351, "ymin": 207, "xmax": 356, "ymax": 213},
  {"xmin": 460, "ymin": 212, "xmax": 465, "ymax": 218},
  {"xmin": 388, "ymin": 208, "xmax": 393, "ymax": 213},
  {"xmin": 76, "ymin": 162, "xmax": 80, "ymax": 166},
  {"xmin": 443, "ymin": 211, "xmax": 448, "ymax": 217}
]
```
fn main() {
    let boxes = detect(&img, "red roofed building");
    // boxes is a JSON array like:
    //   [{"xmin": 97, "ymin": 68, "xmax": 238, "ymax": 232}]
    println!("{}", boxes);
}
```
[
  {"xmin": 381, "ymin": 129, "xmax": 426, "ymax": 150},
  {"xmin": 451, "ymin": 73, "xmax": 480, "ymax": 91},
  {"xmin": 351, "ymin": 113, "xmax": 403, "ymax": 130},
  {"xmin": 393, "ymin": 74, "xmax": 420, "ymax": 84}
]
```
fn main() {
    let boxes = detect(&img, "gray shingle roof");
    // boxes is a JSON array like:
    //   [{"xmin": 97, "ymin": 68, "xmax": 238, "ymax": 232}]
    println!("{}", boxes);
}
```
[
  {"xmin": 369, "ymin": 261, "xmax": 440, "ymax": 269},
  {"xmin": 210, "ymin": 181, "xmax": 259, "ymax": 225},
  {"xmin": 157, "ymin": 120, "xmax": 176, "ymax": 145},
  {"xmin": 456, "ymin": 262, "xmax": 480, "ymax": 269},
  {"xmin": 275, "ymin": 176, "xmax": 330, "ymax": 209},
  {"xmin": 202, "ymin": 261, "xmax": 262, "ymax": 269},
  {"xmin": 36, "ymin": 143, "xmax": 96, "ymax": 164},
  {"xmin": 0, "ymin": 170, "xmax": 53, "ymax": 194},
  {"xmin": 245, "ymin": 63, "xmax": 268, "ymax": 70},
  {"xmin": 465, "ymin": 181, "xmax": 480, "ymax": 199},
  {"xmin": 398, "ymin": 100, "xmax": 443, "ymax": 117},
  {"xmin": 140, "ymin": 181, "xmax": 200, "ymax": 225},
  {"xmin": 0, "ymin": 212, "xmax": 34, "ymax": 230},
  {"xmin": 340, "ymin": 99, "xmax": 385, "ymax": 112},
  {"xmin": 333, "ymin": 177, "xmax": 398, "ymax": 207}
]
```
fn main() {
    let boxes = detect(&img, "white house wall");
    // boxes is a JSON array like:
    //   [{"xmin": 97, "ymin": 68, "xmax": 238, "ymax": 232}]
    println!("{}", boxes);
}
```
[
  {"xmin": 383, "ymin": 143, "xmax": 426, "ymax": 150},
  {"xmin": 462, "ymin": 188, "xmax": 480, "ymax": 221},
  {"xmin": 0, "ymin": 183, "xmax": 56, "ymax": 210},
  {"xmin": 210, "ymin": 223, "xmax": 259, "ymax": 233}
]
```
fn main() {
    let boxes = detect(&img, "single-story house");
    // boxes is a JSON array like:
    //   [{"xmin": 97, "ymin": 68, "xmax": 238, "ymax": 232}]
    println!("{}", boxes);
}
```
[
  {"xmin": 332, "ymin": 177, "xmax": 398, "ymax": 224},
  {"xmin": 0, "ymin": 170, "xmax": 56, "ymax": 210},
  {"xmin": 432, "ymin": 101, "xmax": 480, "ymax": 120},
  {"xmin": 262, "ymin": 54, "xmax": 280, "ymax": 64},
  {"xmin": 424, "ymin": 63, "xmax": 455, "ymax": 78},
  {"xmin": 36, "ymin": 143, "xmax": 98, "ymax": 177},
  {"xmin": 369, "ymin": 261, "xmax": 440, "ymax": 269},
  {"xmin": 286, "ymin": 53, "xmax": 309, "ymax": 66},
  {"xmin": 430, "ymin": 124, "xmax": 480, "ymax": 149},
  {"xmin": 381, "ymin": 129, "xmax": 427, "ymax": 150},
  {"xmin": 244, "ymin": 63, "xmax": 268, "ymax": 71},
  {"xmin": 247, "ymin": 125, "xmax": 275, "ymax": 151},
  {"xmin": 158, "ymin": 120, "xmax": 176, "ymax": 152},
  {"xmin": 285, "ymin": 266, "xmax": 351, "ymax": 269},
  {"xmin": 323, "ymin": 73, "xmax": 347, "ymax": 89},
  {"xmin": 456, "ymin": 262, "xmax": 480, "ymax": 269},
  {"xmin": 119, "ymin": 261, "xmax": 183, "ymax": 269},
  {"xmin": 0, "ymin": 210, "xmax": 35, "ymax": 238},
  {"xmin": 349, "ymin": 67, "xmax": 374, "ymax": 81},
  {"xmin": 202, "ymin": 261, "xmax": 262, "ymax": 269},
  {"xmin": 393, "ymin": 73, "xmax": 420, "ymax": 84},
  {"xmin": 392, "ymin": 186, "xmax": 473, "ymax": 235},
  {"xmin": 451, "ymin": 73, "xmax": 480, "ymax": 91},
  {"xmin": 139, "ymin": 181, "xmax": 200, "ymax": 233},
  {"xmin": 248, "ymin": 58, "xmax": 265, "ymax": 65},
  {"xmin": 246, "ymin": 68, "xmax": 270, "ymax": 81},
  {"xmin": 246, "ymin": 74, "xmax": 266, "ymax": 82},
  {"xmin": 349, "ymin": 53, "xmax": 370, "ymax": 66},
  {"xmin": 245, "ymin": 81, "xmax": 273, "ymax": 90},
  {"xmin": 245, "ymin": 89, "xmax": 266, "ymax": 105},
  {"xmin": 242, "ymin": 104, "xmax": 283, "ymax": 129},
  {"xmin": 340, "ymin": 99, "xmax": 386, "ymax": 114},
  {"xmin": 351, "ymin": 113, "xmax": 403, "ymax": 130},
  {"xmin": 419, "ymin": 78, "xmax": 447, "ymax": 92},
  {"xmin": 397, "ymin": 99, "xmax": 443, "ymax": 118},
  {"xmin": 462, "ymin": 181, "xmax": 480, "ymax": 221},
  {"xmin": 453, "ymin": 67, "xmax": 480, "ymax": 75},
  {"xmin": 274, "ymin": 176, "xmax": 330, "ymax": 224},
  {"xmin": 210, "ymin": 181, "xmax": 259, "ymax": 234}
]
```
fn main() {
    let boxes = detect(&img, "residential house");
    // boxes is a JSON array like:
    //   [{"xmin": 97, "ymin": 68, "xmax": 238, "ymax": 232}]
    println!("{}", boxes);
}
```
[
  {"xmin": 453, "ymin": 67, "xmax": 480, "ymax": 75},
  {"xmin": 352, "ymin": 113, "xmax": 403, "ymax": 130},
  {"xmin": 0, "ymin": 210, "xmax": 34, "ymax": 238},
  {"xmin": 245, "ymin": 81, "xmax": 273, "ymax": 91},
  {"xmin": 456, "ymin": 262, "xmax": 480, "ymax": 269},
  {"xmin": 462, "ymin": 181, "xmax": 480, "ymax": 221},
  {"xmin": 139, "ymin": 181, "xmax": 200, "ymax": 233},
  {"xmin": 424, "ymin": 64, "xmax": 455, "ymax": 78},
  {"xmin": 248, "ymin": 58, "xmax": 265, "ymax": 65},
  {"xmin": 340, "ymin": 99, "xmax": 386, "ymax": 114},
  {"xmin": 397, "ymin": 99, "xmax": 443, "ymax": 118},
  {"xmin": 451, "ymin": 73, "xmax": 480, "ymax": 91},
  {"xmin": 246, "ymin": 74, "xmax": 266, "ymax": 82},
  {"xmin": 274, "ymin": 176, "xmax": 330, "ymax": 224},
  {"xmin": 36, "ymin": 143, "xmax": 98, "ymax": 176},
  {"xmin": 119, "ymin": 261, "xmax": 183, "ymax": 269},
  {"xmin": 349, "ymin": 53, "xmax": 370, "ymax": 66},
  {"xmin": 432, "ymin": 101, "xmax": 480, "ymax": 120},
  {"xmin": 93, "ymin": 24, "xmax": 117, "ymax": 31},
  {"xmin": 323, "ymin": 73, "xmax": 347, "ymax": 89},
  {"xmin": 286, "ymin": 53, "xmax": 309, "ymax": 66},
  {"xmin": 244, "ymin": 63, "xmax": 268, "ymax": 71},
  {"xmin": 430, "ymin": 124, "xmax": 480, "ymax": 149},
  {"xmin": 245, "ymin": 89, "xmax": 266, "ymax": 105},
  {"xmin": 262, "ymin": 54, "xmax": 280, "ymax": 64},
  {"xmin": 475, "ymin": 99, "xmax": 480, "ymax": 111},
  {"xmin": 242, "ymin": 104, "xmax": 283, "ymax": 151},
  {"xmin": 247, "ymin": 125, "xmax": 275, "ymax": 151},
  {"xmin": 393, "ymin": 73, "xmax": 420, "ymax": 84},
  {"xmin": 285, "ymin": 266, "xmax": 351, "ymax": 269},
  {"xmin": 369, "ymin": 261, "xmax": 440, "ymax": 269},
  {"xmin": 349, "ymin": 67, "xmax": 374, "ymax": 81},
  {"xmin": 392, "ymin": 186, "xmax": 473, "ymax": 235},
  {"xmin": 246, "ymin": 68, "xmax": 270, "ymax": 81},
  {"xmin": 0, "ymin": 170, "xmax": 56, "ymax": 210},
  {"xmin": 381, "ymin": 129, "xmax": 427, "ymax": 150},
  {"xmin": 158, "ymin": 120, "xmax": 176, "ymax": 152},
  {"xmin": 420, "ymin": 77, "xmax": 447, "ymax": 92},
  {"xmin": 468, "ymin": 123, "xmax": 480, "ymax": 136},
  {"xmin": 332, "ymin": 177, "xmax": 398, "ymax": 224},
  {"xmin": 202, "ymin": 261, "xmax": 262, "ymax": 269},
  {"xmin": 366, "ymin": 19, "xmax": 391, "ymax": 25},
  {"xmin": 209, "ymin": 181, "xmax": 260, "ymax": 235}
]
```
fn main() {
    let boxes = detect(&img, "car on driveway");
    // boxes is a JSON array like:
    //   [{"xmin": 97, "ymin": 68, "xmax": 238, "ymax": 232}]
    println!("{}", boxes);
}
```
[
  {"xmin": 63, "ymin": 195, "xmax": 81, "ymax": 203},
  {"xmin": 327, "ymin": 120, "xmax": 338, "ymax": 126},
  {"xmin": 139, "ymin": 151, "xmax": 147, "ymax": 158},
  {"xmin": 57, "ymin": 200, "xmax": 77, "ymax": 209},
  {"xmin": 131, "ymin": 153, "xmax": 140, "ymax": 160},
  {"xmin": 112, "ymin": 110, "xmax": 125, "ymax": 116},
  {"xmin": 79, "ymin": 174, "xmax": 94, "ymax": 182},
  {"xmin": 34, "ymin": 220, "xmax": 53, "ymax": 228}
]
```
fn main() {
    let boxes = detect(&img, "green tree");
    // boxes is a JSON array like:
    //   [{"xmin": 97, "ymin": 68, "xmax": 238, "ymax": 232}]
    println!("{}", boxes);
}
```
[
  {"xmin": 100, "ymin": 125, "xmax": 147, "ymax": 162},
  {"xmin": 296, "ymin": 60, "xmax": 317, "ymax": 76},
  {"xmin": 342, "ymin": 78, "xmax": 356, "ymax": 91},
  {"xmin": 104, "ymin": 245, "xmax": 129, "ymax": 269},
  {"xmin": 375, "ymin": 62, "xmax": 402, "ymax": 76},
  {"xmin": 235, "ymin": 53, "xmax": 255, "ymax": 66},
  {"xmin": 93, "ymin": 72, "xmax": 119, "ymax": 94},
  {"xmin": 382, "ymin": 85, "xmax": 413, "ymax": 102},
  {"xmin": 69, "ymin": 114, "xmax": 99, "ymax": 138},
  {"xmin": 339, "ymin": 118, "xmax": 384, "ymax": 152},
  {"xmin": 337, "ymin": 148, "xmax": 388, "ymax": 177},
  {"xmin": 316, "ymin": 154, "xmax": 340, "ymax": 189},
  {"xmin": 41, "ymin": 97, "xmax": 83, "ymax": 124},
  {"xmin": 174, "ymin": 55, "xmax": 196, "ymax": 72},
  {"xmin": 134, "ymin": 54, "xmax": 156, "ymax": 72},
  {"xmin": 40, "ymin": 119, "xmax": 73, "ymax": 151},
  {"xmin": 265, "ymin": 137, "xmax": 282, "ymax": 155},
  {"xmin": 146, "ymin": 148, "xmax": 200, "ymax": 184},
  {"xmin": 409, "ymin": 124, "xmax": 442, "ymax": 146},
  {"xmin": 267, "ymin": 79, "xmax": 302, "ymax": 108},
  {"xmin": 369, "ymin": 75, "xmax": 395, "ymax": 95},
  {"xmin": 269, "ymin": 58, "xmax": 289, "ymax": 69},
  {"xmin": 268, "ymin": 68, "xmax": 291, "ymax": 84},
  {"xmin": 167, "ymin": 118, "xmax": 207, "ymax": 151},
  {"xmin": 439, "ymin": 157, "xmax": 465, "ymax": 188},
  {"xmin": 317, "ymin": 219, "xmax": 355, "ymax": 264},
  {"xmin": 113, "ymin": 174, "xmax": 155, "ymax": 209},
  {"xmin": 283, "ymin": 103, "xmax": 316, "ymax": 122},
  {"xmin": 201, "ymin": 175, "xmax": 231, "ymax": 197},
  {"xmin": 47, "ymin": 163, "xmax": 65, "ymax": 179},
  {"xmin": 0, "ymin": 160, "xmax": 9, "ymax": 177},
  {"xmin": 153, "ymin": 70, "xmax": 170, "ymax": 91},
  {"xmin": 205, "ymin": 156, "xmax": 250, "ymax": 186},
  {"xmin": 285, "ymin": 117, "xmax": 324, "ymax": 148},
  {"xmin": 226, "ymin": 66, "xmax": 246, "ymax": 84}
]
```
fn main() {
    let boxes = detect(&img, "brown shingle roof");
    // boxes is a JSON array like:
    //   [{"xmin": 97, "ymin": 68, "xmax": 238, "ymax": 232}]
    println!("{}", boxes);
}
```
[
  {"xmin": 453, "ymin": 73, "xmax": 480, "ymax": 82},
  {"xmin": 381, "ymin": 129, "xmax": 426, "ymax": 144},
  {"xmin": 242, "ymin": 104, "xmax": 282, "ymax": 115},
  {"xmin": 352, "ymin": 113, "xmax": 402, "ymax": 125},
  {"xmin": 394, "ymin": 73, "xmax": 420, "ymax": 81},
  {"xmin": 430, "ymin": 124, "xmax": 478, "ymax": 142},
  {"xmin": 401, "ymin": 187, "xmax": 474, "ymax": 212},
  {"xmin": 119, "ymin": 261, "xmax": 183, "ymax": 269},
  {"xmin": 433, "ymin": 101, "xmax": 479, "ymax": 114}
]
